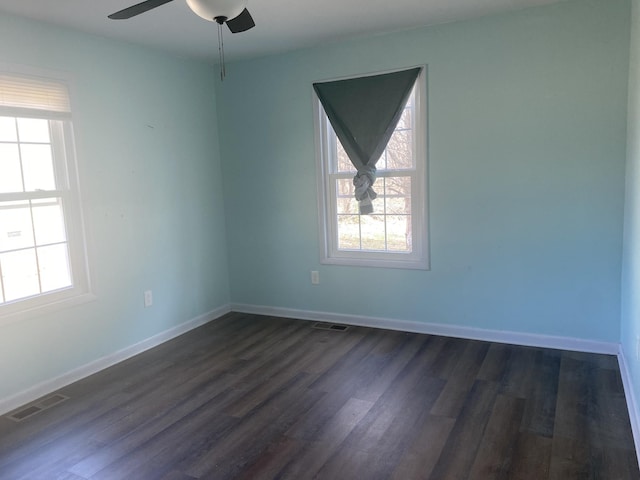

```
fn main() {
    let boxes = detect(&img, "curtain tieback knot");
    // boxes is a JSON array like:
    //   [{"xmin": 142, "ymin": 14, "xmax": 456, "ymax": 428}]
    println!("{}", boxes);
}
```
[{"xmin": 354, "ymin": 166, "xmax": 377, "ymax": 215}]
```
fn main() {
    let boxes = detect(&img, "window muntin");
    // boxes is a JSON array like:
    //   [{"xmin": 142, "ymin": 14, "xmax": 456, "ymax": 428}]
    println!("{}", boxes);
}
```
[
  {"xmin": 0, "ymin": 71, "xmax": 90, "ymax": 321},
  {"xmin": 315, "ymin": 68, "xmax": 429, "ymax": 269}
]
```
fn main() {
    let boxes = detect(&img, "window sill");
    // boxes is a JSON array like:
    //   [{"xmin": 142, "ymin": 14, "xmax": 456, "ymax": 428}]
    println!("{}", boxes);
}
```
[
  {"xmin": 321, "ymin": 255, "xmax": 430, "ymax": 270},
  {"xmin": 0, "ymin": 292, "xmax": 97, "ymax": 327}
]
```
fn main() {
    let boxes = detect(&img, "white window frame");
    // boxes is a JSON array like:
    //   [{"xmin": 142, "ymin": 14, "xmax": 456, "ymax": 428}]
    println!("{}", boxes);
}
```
[
  {"xmin": 0, "ymin": 66, "xmax": 93, "ymax": 324},
  {"xmin": 314, "ymin": 66, "xmax": 429, "ymax": 270}
]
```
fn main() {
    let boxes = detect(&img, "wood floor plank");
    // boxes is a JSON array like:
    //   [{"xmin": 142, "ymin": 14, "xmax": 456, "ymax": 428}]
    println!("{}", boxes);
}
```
[
  {"xmin": 467, "ymin": 394, "xmax": 525, "ymax": 479},
  {"xmin": 552, "ymin": 354, "xmax": 591, "ymax": 439},
  {"xmin": 549, "ymin": 354, "xmax": 592, "ymax": 479},
  {"xmin": 316, "ymin": 374, "xmax": 446, "ymax": 480},
  {"xmin": 223, "ymin": 345, "xmax": 318, "ymax": 417},
  {"xmin": 391, "ymin": 415, "xmax": 456, "ymax": 480},
  {"xmin": 0, "ymin": 356, "xmax": 172, "ymax": 453},
  {"xmin": 508, "ymin": 433, "xmax": 553, "ymax": 480},
  {"xmin": 87, "ymin": 401, "xmax": 239, "ymax": 479},
  {"xmin": 233, "ymin": 436, "xmax": 306, "ymax": 480},
  {"xmin": 80, "ymin": 334, "xmax": 328, "ymax": 474},
  {"xmin": 588, "ymin": 366, "xmax": 636, "ymax": 450},
  {"xmin": 351, "ymin": 331, "xmax": 426, "ymax": 403},
  {"xmin": 67, "ymin": 370, "xmax": 240, "ymax": 477},
  {"xmin": 520, "ymin": 349, "xmax": 561, "ymax": 438},
  {"xmin": 183, "ymin": 373, "xmax": 321, "ymax": 478},
  {"xmin": 7, "ymin": 440, "xmax": 103, "ymax": 480},
  {"xmin": 589, "ymin": 444, "xmax": 640, "ymax": 480},
  {"xmin": 296, "ymin": 327, "xmax": 368, "ymax": 376},
  {"xmin": 158, "ymin": 471, "xmax": 198, "ymax": 480},
  {"xmin": 428, "ymin": 380, "xmax": 500, "ymax": 479},
  {"xmin": 49, "ymin": 472, "xmax": 88, "ymax": 480},
  {"xmin": 549, "ymin": 435, "xmax": 591, "ymax": 480},
  {"xmin": 498, "ymin": 346, "xmax": 538, "ymax": 399},
  {"xmin": 0, "ymin": 390, "xmax": 136, "ymax": 475},
  {"xmin": 0, "ymin": 314, "xmax": 636, "ymax": 480},
  {"xmin": 427, "ymin": 337, "xmax": 468, "ymax": 379},
  {"xmin": 308, "ymin": 328, "xmax": 389, "ymax": 393},
  {"xmin": 476, "ymin": 343, "xmax": 513, "ymax": 382},
  {"xmin": 269, "ymin": 397, "xmax": 375, "ymax": 479},
  {"xmin": 430, "ymin": 340, "xmax": 490, "ymax": 417}
]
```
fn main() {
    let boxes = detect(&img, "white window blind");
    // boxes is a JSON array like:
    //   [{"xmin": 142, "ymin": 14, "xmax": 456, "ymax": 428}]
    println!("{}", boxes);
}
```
[{"xmin": 0, "ymin": 74, "xmax": 71, "ymax": 117}]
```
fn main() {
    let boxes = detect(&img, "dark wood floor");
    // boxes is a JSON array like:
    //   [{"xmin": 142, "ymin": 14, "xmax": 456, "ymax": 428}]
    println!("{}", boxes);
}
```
[{"xmin": 0, "ymin": 312, "xmax": 638, "ymax": 479}]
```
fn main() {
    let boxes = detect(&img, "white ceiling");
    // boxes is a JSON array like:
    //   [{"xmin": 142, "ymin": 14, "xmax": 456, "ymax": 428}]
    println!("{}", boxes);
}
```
[{"xmin": 0, "ymin": 0, "xmax": 567, "ymax": 62}]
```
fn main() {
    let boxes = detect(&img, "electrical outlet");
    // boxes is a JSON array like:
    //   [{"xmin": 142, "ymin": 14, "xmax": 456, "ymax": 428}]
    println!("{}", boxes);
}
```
[
  {"xmin": 144, "ymin": 290, "xmax": 153, "ymax": 308},
  {"xmin": 311, "ymin": 271, "xmax": 320, "ymax": 285}
]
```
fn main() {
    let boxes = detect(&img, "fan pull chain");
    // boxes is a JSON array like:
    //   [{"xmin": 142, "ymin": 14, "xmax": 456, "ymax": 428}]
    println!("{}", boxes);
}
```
[{"xmin": 217, "ymin": 22, "xmax": 226, "ymax": 82}]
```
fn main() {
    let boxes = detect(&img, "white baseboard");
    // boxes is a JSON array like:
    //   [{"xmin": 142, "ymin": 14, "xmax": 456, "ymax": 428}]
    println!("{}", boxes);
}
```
[
  {"xmin": 617, "ymin": 346, "xmax": 640, "ymax": 463},
  {"xmin": 0, "ymin": 304, "xmax": 231, "ymax": 416},
  {"xmin": 230, "ymin": 303, "xmax": 620, "ymax": 355}
]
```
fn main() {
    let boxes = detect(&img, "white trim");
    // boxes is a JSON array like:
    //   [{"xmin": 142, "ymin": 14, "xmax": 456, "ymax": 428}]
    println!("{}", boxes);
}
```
[
  {"xmin": 0, "ymin": 292, "xmax": 97, "ymax": 327},
  {"xmin": 230, "ymin": 303, "xmax": 619, "ymax": 355},
  {"xmin": 0, "ymin": 304, "xmax": 231, "ymax": 416},
  {"xmin": 617, "ymin": 346, "xmax": 640, "ymax": 463}
]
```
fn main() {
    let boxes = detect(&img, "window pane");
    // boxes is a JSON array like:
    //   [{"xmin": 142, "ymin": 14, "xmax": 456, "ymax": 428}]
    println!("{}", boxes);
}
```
[
  {"xmin": 337, "ymin": 215, "xmax": 360, "ymax": 250},
  {"xmin": 337, "ymin": 196, "xmax": 358, "ymax": 215},
  {"xmin": 38, "ymin": 244, "xmax": 72, "ymax": 293},
  {"xmin": 0, "ymin": 116, "xmax": 17, "ymax": 141},
  {"xmin": 361, "ymin": 215, "xmax": 386, "ymax": 251},
  {"xmin": 386, "ymin": 196, "xmax": 411, "ymax": 214},
  {"xmin": 0, "ymin": 143, "xmax": 23, "ymax": 193},
  {"xmin": 377, "ymin": 151, "xmax": 387, "ymax": 170},
  {"xmin": 0, "ymin": 201, "xmax": 35, "ymax": 252},
  {"xmin": 387, "ymin": 215, "xmax": 412, "ymax": 252},
  {"xmin": 335, "ymin": 178, "xmax": 355, "ymax": 215},
  {"xmin": 386, "ymin": 129, "xmax": 413, "ymax": 170},
  {"xmin": 21, "ymin": 144, "xmax": 56, "ymax": 191},
  {"xmin": 396, "ymin": 107, "xmax": 412, "ymax": 130},
  {"xmin": 32, "ymin": 198, "xmax": 66, "ymax": 245},
  {"xmin": 336, "ymin": 178, "xmax": 354, "ymax": 196},
  {"xmin": 1, "ymin": 248, "xmax": 40, "ymax": 302},
  {"xmin": 385, "ymin": 176, "xmax": 411, "ymax": 197},
  {"xmin": 17, "ymin": 117, "xmax": 50, "ymax": 143}
]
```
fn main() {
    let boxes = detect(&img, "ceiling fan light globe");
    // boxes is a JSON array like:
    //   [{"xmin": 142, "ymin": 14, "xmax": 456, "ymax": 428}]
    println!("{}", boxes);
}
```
[{"xmin": 185, "ymin": 0, "xmax": 247, "ymax": 22}]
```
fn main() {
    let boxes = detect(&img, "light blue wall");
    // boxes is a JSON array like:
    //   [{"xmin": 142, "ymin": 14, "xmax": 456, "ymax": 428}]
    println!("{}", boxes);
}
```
[
  {"xmin": 217, "ymin": 0, "xmax": 630, "ymax": 341},
  {"xmin": 622, "ymin": 0, "xmax": 640, "ymax": 415},
  {"xmin": 0, "ymin": 13, "xmax": 230, "ymax": 400}
]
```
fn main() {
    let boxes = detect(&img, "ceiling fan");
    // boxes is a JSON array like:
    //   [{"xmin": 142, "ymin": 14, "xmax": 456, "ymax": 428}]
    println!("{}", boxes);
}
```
[{"xmin": 108, "ymin": 0, "xmax": 255, "ymax": 79}]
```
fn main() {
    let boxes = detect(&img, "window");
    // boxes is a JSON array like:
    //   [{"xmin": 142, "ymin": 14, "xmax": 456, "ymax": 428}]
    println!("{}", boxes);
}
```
[
  {"xmin": 314, "ymin": 67, "xmax": 429, "ymax": 269},
  {"xmin": 0, "ymin": 70, "xmax": 91, "ymax": 321}
]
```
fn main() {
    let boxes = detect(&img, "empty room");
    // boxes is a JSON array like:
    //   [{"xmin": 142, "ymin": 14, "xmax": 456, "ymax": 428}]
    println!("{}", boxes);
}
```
[{"xmin": 1, "ymin": 0, "xmax": 640, "ymax": 478}]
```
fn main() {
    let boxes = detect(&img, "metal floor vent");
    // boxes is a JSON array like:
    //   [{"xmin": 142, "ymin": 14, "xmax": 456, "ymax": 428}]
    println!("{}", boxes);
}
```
[
  {"xmin": 312, "ymin": 322, "xmax": 349, "ymax": 332},
  {"xmin": 7, "ymin": 394, "xmax": 69, "ymax": 422}
]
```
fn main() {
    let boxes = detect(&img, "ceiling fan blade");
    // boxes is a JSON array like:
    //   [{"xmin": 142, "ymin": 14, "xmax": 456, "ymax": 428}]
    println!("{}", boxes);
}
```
[
  {"xmin": 108, "ymin": 0, "xmax": 175, "ymax": 19},
  {"xmin": 226, "ymin": 8, "xmax": 255, "ymax": 33}
]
